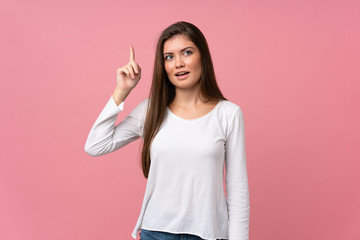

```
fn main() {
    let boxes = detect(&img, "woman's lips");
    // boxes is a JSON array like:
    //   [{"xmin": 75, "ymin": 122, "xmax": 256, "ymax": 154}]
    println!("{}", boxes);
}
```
[{"xmin": 175, "ymin": 72, "xmax": 190, "ymax": 79}]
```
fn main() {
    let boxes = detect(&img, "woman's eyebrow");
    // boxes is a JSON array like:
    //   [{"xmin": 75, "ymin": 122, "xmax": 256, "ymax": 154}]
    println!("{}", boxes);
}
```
[{"xmin": 163, "ymin": 46, "xmax": 195, "ymax": 55}]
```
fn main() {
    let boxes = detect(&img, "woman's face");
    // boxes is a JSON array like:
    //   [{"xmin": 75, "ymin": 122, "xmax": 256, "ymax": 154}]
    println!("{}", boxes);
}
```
[{"xmin": 163, "ymin": 34, "xmax": 202, "ymax": 90}]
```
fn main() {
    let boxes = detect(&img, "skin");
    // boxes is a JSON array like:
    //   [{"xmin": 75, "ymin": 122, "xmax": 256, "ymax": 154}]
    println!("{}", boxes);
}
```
[
  {"xmin": 112, "ymin": 45, "xmax": 141, "ymax": 105},
  {"xmin": 163, "ymin": 34, "xmax": 218, "ymax": 119}
]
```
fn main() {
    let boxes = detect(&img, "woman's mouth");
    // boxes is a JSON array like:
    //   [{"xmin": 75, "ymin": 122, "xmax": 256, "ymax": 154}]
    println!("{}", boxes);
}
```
[{"xmin": 175, "ymin": 71, "xmax": 190, "ymax": 79}]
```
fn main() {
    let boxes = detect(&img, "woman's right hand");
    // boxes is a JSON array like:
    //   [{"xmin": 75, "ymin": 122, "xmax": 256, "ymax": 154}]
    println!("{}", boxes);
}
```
[{"xmin": 116, "ymin": 45, "xmax": 141, "ymax": 92}]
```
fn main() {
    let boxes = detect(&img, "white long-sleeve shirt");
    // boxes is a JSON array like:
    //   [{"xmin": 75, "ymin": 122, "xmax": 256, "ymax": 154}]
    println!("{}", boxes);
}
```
[{"xmin": 85, "ymin": 95, "xmax": 250, "ymax": 240}]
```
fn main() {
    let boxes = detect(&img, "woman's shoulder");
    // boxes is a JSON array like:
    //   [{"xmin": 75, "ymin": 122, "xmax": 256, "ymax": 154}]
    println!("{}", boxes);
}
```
[
  {"xmin": 128, "ymin": 97, "xmax": 150, "ymax": 120},
  {"xmin": 219, "ymin": 99, "xmax": 243, "ymax": 116},
  {"xmin": 138, "ymin": 97, "xmax": 150, "ymax": 107},
  {"xmin": 218, "ymin": 99, "xmax": 245, "ymax": 137}
]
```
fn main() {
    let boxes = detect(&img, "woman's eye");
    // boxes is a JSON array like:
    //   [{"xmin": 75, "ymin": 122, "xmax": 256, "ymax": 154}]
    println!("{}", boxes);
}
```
[
  {"xmin": 165, "ymin": 55, "xmax": 173, "ymax": 60},
  {"xmin": 185, "ymin": 50, "xmax": 192, "ymax": 55}
]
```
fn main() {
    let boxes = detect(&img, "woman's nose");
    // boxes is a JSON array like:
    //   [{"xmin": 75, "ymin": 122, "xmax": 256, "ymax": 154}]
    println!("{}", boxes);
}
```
[{"xmin": 175, "ymin": 56, "xmax": 184, "ymax": 68}]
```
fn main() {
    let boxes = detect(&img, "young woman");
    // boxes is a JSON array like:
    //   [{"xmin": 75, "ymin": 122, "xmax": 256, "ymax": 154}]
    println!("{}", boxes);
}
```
[{"xmin": 85, "ymin": 21, "xmax": 250, "ymax": 240}]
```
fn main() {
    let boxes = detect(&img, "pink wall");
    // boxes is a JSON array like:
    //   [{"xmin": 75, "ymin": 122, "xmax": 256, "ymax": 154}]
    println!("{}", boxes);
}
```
[{"xmin": 1, "ymin": 0, "xmax": 359, "ymax": 239}]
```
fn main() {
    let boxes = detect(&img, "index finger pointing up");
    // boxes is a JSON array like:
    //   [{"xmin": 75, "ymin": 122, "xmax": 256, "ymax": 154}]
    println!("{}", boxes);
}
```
[{"xmin": 130, "ymin": 45, "xmax": 135, "ymax": 61}]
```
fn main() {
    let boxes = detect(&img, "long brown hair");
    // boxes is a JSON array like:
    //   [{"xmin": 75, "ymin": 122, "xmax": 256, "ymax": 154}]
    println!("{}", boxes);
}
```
[{"xmin": 140, "ymin": 21, "xmax": 227, "ymax": 178}]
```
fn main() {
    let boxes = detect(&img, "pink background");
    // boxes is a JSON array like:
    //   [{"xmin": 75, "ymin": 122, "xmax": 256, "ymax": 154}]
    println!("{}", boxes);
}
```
[{"xmin": 1, "ymin": 0, "xmax": 359, "ymax": 239}]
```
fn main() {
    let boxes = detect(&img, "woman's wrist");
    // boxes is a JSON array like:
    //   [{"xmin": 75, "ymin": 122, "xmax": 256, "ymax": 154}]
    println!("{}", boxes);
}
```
[{"xmin": 112, "ymin": 87, "xmax": 131, "ymax": 106}]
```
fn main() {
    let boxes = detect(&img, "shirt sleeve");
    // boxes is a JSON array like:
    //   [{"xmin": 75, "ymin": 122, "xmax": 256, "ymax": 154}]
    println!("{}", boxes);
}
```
[
  {"xmin": 225, "ymin": 107, "xmax": 250, "ymax": 240},
  {"xmin": 84, "ymin": 95, "xmax": 148, "ymax": 157}
]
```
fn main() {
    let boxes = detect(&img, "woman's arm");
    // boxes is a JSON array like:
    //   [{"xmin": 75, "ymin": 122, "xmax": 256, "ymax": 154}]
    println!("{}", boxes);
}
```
[
  {"xmin": 225, "ymin": 107, "xmax": 250, "ymax": 240},
  {"xmin": 84, "ymin": 96, "xmax": 148, "ymax": 157},
  {"xmin": 85, "ymin": 45, "xmax": 144, "ymax": 156}
]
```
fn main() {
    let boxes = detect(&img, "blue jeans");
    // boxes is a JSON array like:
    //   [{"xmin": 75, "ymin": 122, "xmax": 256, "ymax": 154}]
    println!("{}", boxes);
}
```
[{"xmin": 139, "ymin": 228, "xmax": 227, "ymax": 240}]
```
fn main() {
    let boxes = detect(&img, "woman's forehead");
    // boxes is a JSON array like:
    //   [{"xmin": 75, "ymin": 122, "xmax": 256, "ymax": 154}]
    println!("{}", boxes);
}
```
[{"xmin": 163, "ymin": 35, "xmax": 196, "ymax": 53}]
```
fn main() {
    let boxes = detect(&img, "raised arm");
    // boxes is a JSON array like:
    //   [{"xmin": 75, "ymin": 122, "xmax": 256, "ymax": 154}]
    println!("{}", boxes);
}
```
[
  {"xmin": 225, "ymin": 107, "xmax": 250, "ymax": 240},
  {"xmin": 84, "ymin": 96, "xmax": 148, "ymax": 156},
  {"xmin": 84, "ymin": 45, "xmax": 145, "ymax": 156}
]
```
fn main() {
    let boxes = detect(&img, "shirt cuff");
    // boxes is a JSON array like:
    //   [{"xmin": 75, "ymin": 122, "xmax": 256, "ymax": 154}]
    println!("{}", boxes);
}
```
[{"xmin": 110, "ymin": 95, "xmax": 125, "ymax": 111}]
